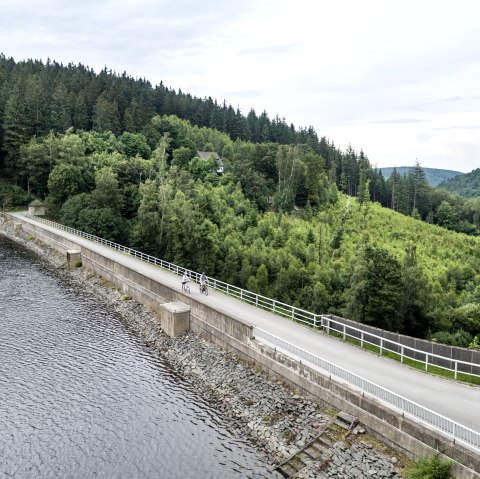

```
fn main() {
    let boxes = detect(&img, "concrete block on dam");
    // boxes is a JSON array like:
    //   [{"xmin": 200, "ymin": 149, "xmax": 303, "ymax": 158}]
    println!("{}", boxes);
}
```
[
  {"xmin": 66, "ymin": 250, "xmax": 81, "ymax": 269},
  {"xmin": 160, "ymin": 301, "xmax": 190, "ymax": 338}
]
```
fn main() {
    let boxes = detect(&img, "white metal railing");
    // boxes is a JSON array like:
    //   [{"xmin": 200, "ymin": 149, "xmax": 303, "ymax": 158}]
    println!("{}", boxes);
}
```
[
  {"xmin": 25, "ymin": 214, "xmax": 480, "ymax": 380},
  {"xmin": 253, "ymin": 327, "xmax": 480, "ymax": 452},
  {"xmin": 28, "ymin": 215, "xmax": 320, "ymax": 322},
  {"xmin": 319, "ymin": 316, "xmax": 480, "ymax": 380}
]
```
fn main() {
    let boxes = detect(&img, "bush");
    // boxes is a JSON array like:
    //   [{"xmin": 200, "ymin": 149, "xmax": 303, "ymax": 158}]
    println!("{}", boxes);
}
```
[
  {"xmin": 0, "ymin": 181, "xmax": 30, "ymax": 207},
  {"xmin": 404, "ymin": 456, "xmax": 452, "ymax": 479}
]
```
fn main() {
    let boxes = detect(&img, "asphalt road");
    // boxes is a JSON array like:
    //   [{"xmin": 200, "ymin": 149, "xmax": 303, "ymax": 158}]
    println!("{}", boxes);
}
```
[{"xmin": 11, "ymin": 213, "xmax": 480, "ymax": 436}]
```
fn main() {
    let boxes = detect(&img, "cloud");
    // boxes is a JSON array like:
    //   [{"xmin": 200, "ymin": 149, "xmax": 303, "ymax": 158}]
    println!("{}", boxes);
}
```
[
  {"xmin": 238, "ymin": 44, "xmax": 295, "ymax": 57},
  {"xmin": 432, "ymin": 125, "xmax": 480, "ymax": 131},
  {"xmin": 372, "ymin": 119, "xmax": 428, "ymax": 125}
]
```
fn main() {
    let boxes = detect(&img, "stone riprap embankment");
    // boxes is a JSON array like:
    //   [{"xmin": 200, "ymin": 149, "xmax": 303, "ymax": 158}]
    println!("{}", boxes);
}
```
[{"xmin": 0, "ymin": 216, "xmax": 405, "ymax": 478}]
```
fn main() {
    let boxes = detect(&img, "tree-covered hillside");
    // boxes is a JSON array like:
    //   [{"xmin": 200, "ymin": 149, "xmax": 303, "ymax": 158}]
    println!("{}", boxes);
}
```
[
  {"xmin": 437, "ymin": 168, "xmax": 480, "ymax": 198},
  {"xmin": 380, "ymin": 166, "xmax": 464, "ymax": 187},
  {"xmin": 1, "ymin": 54, "xmax": 479, "ymax": 238},
  {"xmin": 2, "ymin": 118, "xmax": 479, "ymax": 347},
  {"xmin": 0, "ymin": 54, "xmax": 321, "ymax": 173},
  {"xmin": 1, "ymin": 56, "xmax": 479, "ymax": 348}
]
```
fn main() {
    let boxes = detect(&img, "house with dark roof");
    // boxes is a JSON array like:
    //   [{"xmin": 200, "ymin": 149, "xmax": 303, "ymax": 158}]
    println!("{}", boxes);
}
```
[{"xmin": 195, "ymin": 151, "xmax": 224, "ymax": 175}]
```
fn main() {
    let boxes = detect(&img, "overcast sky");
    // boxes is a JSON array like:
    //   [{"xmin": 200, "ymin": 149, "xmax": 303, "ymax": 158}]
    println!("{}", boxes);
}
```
[{"xmin": 2, "ymin": 0, "xmax": 480, "ymax": 172}]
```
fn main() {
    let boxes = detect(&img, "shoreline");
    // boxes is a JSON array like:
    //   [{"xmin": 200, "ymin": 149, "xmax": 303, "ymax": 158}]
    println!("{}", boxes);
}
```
[{"xmin": 0, "ymin": 216, "xmax": 405, "ymax": 478}]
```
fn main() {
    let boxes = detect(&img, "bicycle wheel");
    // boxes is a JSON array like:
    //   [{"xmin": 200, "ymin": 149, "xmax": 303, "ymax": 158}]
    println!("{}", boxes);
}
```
[{"xmin": 185, "ymin": 284, "xmax": 190, "ymax": 294}]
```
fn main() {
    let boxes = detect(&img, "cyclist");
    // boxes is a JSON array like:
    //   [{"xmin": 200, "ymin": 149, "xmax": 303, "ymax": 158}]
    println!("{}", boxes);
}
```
[
  {"xmin": 182, "ymin": 272, "xmax": 190, "ymax": 290},
  {"xmin": 199, "ymin": 272, "xmax": 208, "ymax": 293}
]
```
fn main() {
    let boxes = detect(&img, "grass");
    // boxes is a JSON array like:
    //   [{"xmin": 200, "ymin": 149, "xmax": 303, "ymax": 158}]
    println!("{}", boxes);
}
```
[
  {"xmin": 403, "ymin": 456, "xmax": 452, "ymax": 479},
  {"xmin": 327, "ymin": 331, "xmax": 480, "ymax": 385}
]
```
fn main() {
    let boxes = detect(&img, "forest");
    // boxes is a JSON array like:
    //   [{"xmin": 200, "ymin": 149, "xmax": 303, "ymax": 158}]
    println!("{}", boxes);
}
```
[
  {"xmin": 379, "ymin": 167, "xmax": 464, "ymax": 188},
  {"xmin": 437, "ymin": 168, "xmax": 480, "ymax": 199},
  {"xmin": 0, "ymin": 55, "xmax": 479, "ymax": 348}
]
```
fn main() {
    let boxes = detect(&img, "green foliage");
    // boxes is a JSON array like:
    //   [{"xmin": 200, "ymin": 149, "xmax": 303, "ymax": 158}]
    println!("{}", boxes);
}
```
[
  {"xmin": 469, "ymin": 336, "xmax": 480, "ymax": 351},
  {"xmin": 118, "ymin": 132, "xmax": 151, "ymax": 159},
  {"xmin": 438, "ymin": 167, "xmax": 480, "ymax": 198},
  {"xmin": 404, "ymin": 456, "xmax": 452, "ymax": 479},
  {"xmin": 1, "ymin": 83, "xmax": 480, "ymax": 346},
  {"xmin": 188, "ymin": 156, "xmax": 217, "ymax": 182},
  {"xmin": 77, "ymin": 207, "xmax": 126, "ymax": 243},
  {"xmin": 346, "ymin": 245, "xmax": 403, "ymax": 330},
  {"xmin": 172, "ymin": 146, "xmax": 193, "ymax": 168},
  {"xmin": 429, "ymin": 329, "xmax": 472, "ymax": 348},
  {"xmin": 47, "ymin": 163, "xmax": 85, "ymax": 211},
  {"xmin": 92, "ymin": 167, "xmax": 122, "ymax": 211},
  {"xmin": 1, "ymin": 56, "xmax": 478, "ymax": 238},
  {"xmin": 400, "ymin": 244, "xmax": 431, "ymax": 336},
  {"xmin": 61, "ymin": 193, "xmax": 96, "ymax": 227},
  {"xmin": 0, "ymin": 181, "xmax": 30, "ymax": 207}
]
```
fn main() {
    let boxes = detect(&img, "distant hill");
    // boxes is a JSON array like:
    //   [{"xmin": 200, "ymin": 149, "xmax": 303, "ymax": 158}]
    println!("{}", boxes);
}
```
[
  {"xmin": 379, "ymin": 167, "xmax": 463, "ymax": 187},
  {"xmin": 437, "ymin": 168, "xmax": 480, "ymax": 198}
]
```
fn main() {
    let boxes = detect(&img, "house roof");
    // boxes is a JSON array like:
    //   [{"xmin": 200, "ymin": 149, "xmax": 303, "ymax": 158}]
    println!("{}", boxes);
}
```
[{"xmin": 195, "ymin": 151, "xmax": 224, "ymax": 167}]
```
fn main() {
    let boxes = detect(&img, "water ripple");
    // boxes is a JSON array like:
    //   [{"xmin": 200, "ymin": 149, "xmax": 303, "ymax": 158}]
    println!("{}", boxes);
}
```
[{"xmin": 0, "ymin": 236, "xmax": 273, "ymax": 478}]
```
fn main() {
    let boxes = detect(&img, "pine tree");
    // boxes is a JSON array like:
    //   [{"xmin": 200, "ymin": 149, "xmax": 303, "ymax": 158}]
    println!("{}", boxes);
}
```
[
  {"xmin": 2, "ymin": 82, "xmax": 32, "ymax": 176},
  {"xmin": 409, "ymin": 159, "xmax": 428, "ymax": 216}
]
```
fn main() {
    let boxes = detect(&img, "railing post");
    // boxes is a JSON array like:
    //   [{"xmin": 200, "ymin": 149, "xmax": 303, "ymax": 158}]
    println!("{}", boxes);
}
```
[
  {"xmin": 313, "ymin": 315, "xmax": 317, "ymax": 329},
  {"xmin": 256, "ymin": 295, "xmax": 258, "ymax": 307},
  {"xmin": 454, "ymin": 360, "xmax": 458, "ymax": 380},
  {"xmin": 380, "ymin": 338, "xmax": 383, "ymax": 356},
  {"xmin": 425, "ymin": 353, "xmax": 429, "ymax": 372},
  {"xmin": 401, "ymin": 345, "xmax": 404, "ymax": 363},
  {"xmin": 273, "ymin": 301, "xmax": 276, "ymax": 314},
  {"xmin": 360, "ymin": 330, "xmax": 364, "ymax": 348},
  {"xmin": 343, "ymin": 324, "xmax": 346, "ymax": 340}
]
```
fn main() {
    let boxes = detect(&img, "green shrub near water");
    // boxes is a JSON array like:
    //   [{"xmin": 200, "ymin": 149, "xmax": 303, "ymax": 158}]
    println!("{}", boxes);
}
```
[{"xmin": 404, "ymin": 456, "xmax": 452, "ymax": 479}]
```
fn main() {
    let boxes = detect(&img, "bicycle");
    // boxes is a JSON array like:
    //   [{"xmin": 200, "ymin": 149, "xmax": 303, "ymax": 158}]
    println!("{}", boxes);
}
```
[
  {"xmin": 199, "ymin": 283, "xmax": 209, "ymax": 296},
  {"xmin": 182, "ymin": 282, "xmax": 190, "ymax": 294}
]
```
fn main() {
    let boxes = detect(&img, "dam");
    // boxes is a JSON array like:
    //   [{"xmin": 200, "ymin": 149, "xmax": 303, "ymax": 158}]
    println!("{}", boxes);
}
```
[{"xmin": 2, "ymin": 212, "xmax": 479, "ymax": 478}]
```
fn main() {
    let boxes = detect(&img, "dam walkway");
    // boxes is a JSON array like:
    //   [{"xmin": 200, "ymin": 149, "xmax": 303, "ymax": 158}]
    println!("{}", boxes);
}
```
[{"xmin": 8, "ymin": 212, "xmax": 480, "ymax": 452}]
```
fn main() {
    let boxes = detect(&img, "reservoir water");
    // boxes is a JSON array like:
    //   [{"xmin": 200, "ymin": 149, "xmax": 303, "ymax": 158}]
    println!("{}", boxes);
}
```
[{"xmin": 0, "ymin": 235, "xmax": 272, "ymax": 478}]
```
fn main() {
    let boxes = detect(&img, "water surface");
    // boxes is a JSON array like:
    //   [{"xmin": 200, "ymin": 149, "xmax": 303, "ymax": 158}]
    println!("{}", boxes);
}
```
[{"xmin": 0, "ymin": 235, "xmax": 272, "ymax": 478}]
